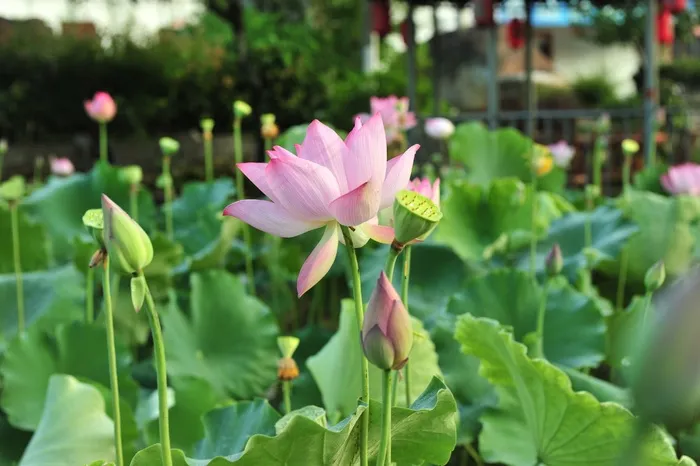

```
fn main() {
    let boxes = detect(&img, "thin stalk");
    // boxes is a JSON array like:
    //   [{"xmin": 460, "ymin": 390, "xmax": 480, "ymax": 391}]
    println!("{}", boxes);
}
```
[
  {"xmin": 402, "ymin": 246, "xmax": 413, "ymax": 407},
  {"xmin": 162, "ymin": 157, "xmax": 174, "ymax": 241},
  {"xmin": 234, "ymin": 117, "xmax": 255, "ymax": 295},
  {"xmin": 384, "ymin": 245, "xmax": 401, "ymax": 281},
  {"xmin": 464, "ymin": 443, "xmax": 484, "ymax": 466},
  {"xmin": 584, "ymin": 189, "xmax": 593, "ymax": 250},
  {"xmin": 339, "ymin": 225, "xmax": 369, "ymax": 466},
  {"xmin": 376, "ymin": 370, "xmax": 394, "ymax": 466},
  {"xmin": 622, "ymin": 154, "xmax": 632, "ymax": 194},
  {"xmin": 86, "ymin": 267, "xmax": 94, "ymax": 323},
  {"xmin": 102, "ymin": 257, "xmax": 124, "ymax": 466},
  {"xmin": 10, "ymin": 202, "xmax": 24, "ymax": 335},
  {"xmin": 641, "ymin": 291, "xmax": 653, "ymax": 336},
  {"xmin": 99, "ymin": 122, "xmax": 108, "ymax": 164},
  {"xmin": 593, "ymin": 136, "xmax": 605, "ymax": 194},
  {"xmin": 204, "ymin": 131, "xmax": 214, "ymax": 183},
  {"xmin": 529, "ymin": 155, "xmax": 539, "ymax": 278},
  {"xmin": 143, "ymin": 279, "xmax": 173, "ymax": 466},
  {"xmin": 616, "ymin": 248, "xmax": 629, "ymax": 312},
  {"xmin": 283, "ymin": 380, "xmax": 292, "ymax": 414},
  {"xmin": 0, "ymin": 153, "xmax": 5, "ymax": 181},
  {"xmin": 534, "ymin": 280, "xmax": 549, "ymax": 359},
  {"xmin": 129, "ymin": 184, "xmax": 139, "ymax": 223},
  {"xmin": 264, "ymin": 137, "xmax": 272, "ymax": 152}
]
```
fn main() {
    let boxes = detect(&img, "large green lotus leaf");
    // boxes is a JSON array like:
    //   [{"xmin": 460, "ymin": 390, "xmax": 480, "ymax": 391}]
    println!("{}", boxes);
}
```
[
  {"xmin": 448, "ymin": 269, "xmax": 606, "ymax": 369},
  {"xmin": 163, "ymin": 270, "xmax": 279, "ymax": 399},
  {"xmin": 516, "ymin": 204, "xmax": 638, "ymax": 281},
  {"xmin": 607, "ymin": 295, "xmax": 653, "ymax": 382},
  {"xmin": 183, "ymin": 377, "xmax": 456, "ymax": 465},
  {"xmin": 142, "ymin": 233, "xmax": 185, "ymax": 301},
  {"xmin": 0, "ymin": 203, "xmax": 51, "ymax": 273},
  {"xmin": 129, "ymin": 444, "xmax": 189, "ymax": 466},
  {"xmin": 23, "ymin": 162, "xmax": 155, "ymax": 263},
  {"xmin": 435, "ymin": 178, "xmax": 566, "ymax": 262},
  {"xmin": 0, "ymin": 265, "xmax": 84, "ymax": 353},
  {"xmin": 193, "ymin": 399, "xmax": 280, "ymax": 459},
  {"xmin": 611, "ymin": 190, "xmax": 700, "ymax": 283},
  {"xmin": 0, "ymin": 321, "xmax": 138, "ymax": 430},
  {"xmin": 358, "ymin": 243, "xmax": 467, "ymax": 321},
  {"xmin": 306, "ymin": 299, "xmax": 442, "ymax": 422},
  {"xmin": 456, "ymin": 315, "xmax": 694, "ymax": 466},
  {"xmin": 18, "ymin": 375, "xmax": 116, "ymax": 466}
]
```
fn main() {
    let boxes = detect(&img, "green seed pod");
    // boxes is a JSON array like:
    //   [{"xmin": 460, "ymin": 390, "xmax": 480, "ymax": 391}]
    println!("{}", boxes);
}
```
[
  {"xmin": 200, "ymin": 118, "xmax": 215, "ymax": 133},
  {"xmin": 392, "ymin": 190, "xmax": 442, "ymax": 245},
  {"xmin": 101, "ymin": 194, "xmax": 153, "ymax": 275},
  {"xmin": 277, "ymin": 336, "xmax": 300, "ymax": 359},
  {"xmin": 82, "ymin": 208, "xmax": 105, "ymax": 247},
  {"xmin": 120, "ymin": 165, "xmax": 143, "ymax": 186},
  {"xmin": 130, "ymin": 275, "xmax": 147, "ymax": 312},
  {"xmin": 159, "ymin": 137, "xmax": 180, "ymax": 157},
  {"xmin": 0, "ymin": 176, "xmax": 25, "ymax": 202},
  {"xmin": 233, "ymin": 100, "xmax": 252, "ymax": 118}
]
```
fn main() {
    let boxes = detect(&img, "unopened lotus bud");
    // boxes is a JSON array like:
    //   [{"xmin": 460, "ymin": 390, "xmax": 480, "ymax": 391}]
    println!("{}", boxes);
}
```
[
  {"xmin": 0, "ymin": 176, "xmax": 25, "ymax": 202},
  {"xmin": 393, "ymin": 190, "xmax": 442, "ymax": 245},
  {"xmin": 233, "ymin": 100, "xmax": 252, "ymax": 119},
  {"xmin": 277, "ymin": 336, "xmax": 300, "ymax": 359},
  {"xmin": 621, "ymin": 139, "xmax": 640, "ymax": 156},
  {"xmin": 277, "ymin": 357, "xmax": 299, "ymax": 381},
  {"xmin": 645, "ymin": 260, "xmax": 666, "ymax": 293},
  {"xmin": 0, "ymin": 139, "xmax": 7, "ymax": 155},
  {"xmin": 83, "ymin": 208, "xmax": 105, "ymax": 247},
  {"xmin": 362, "ymin": 271, "xmax": 414, "ymax": 370},
  {"xmin": 89, "ymin": 248, "xmax": 106, "ymax": 268},
  {"xmin": 545, "ymin": 243, "xmax": 563, "ymax": 277},
  {"xmin": 200, "ymin": 118, "xmax": 215, "ymax": 133},
  {"xmin": 130, "ymin": 275, "xmax": 147, "ymax": 312},
  {"xmin": 159, "ymin": 137, "xmax": 180, "ymax": 157},
  {"xmin": 101, "ymin": 194, "xmax": 153, "ymax": 274},
  {"xmin": 120, "ymin": 165, "xmax": 142, "ymax": 186}
]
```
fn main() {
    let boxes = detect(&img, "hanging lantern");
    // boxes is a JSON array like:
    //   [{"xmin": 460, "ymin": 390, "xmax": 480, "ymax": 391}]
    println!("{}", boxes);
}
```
[
  {"xmin": 507, "ymin": 19, "xmax": 525, "ymax": 49},
  {"xmin": 400, "ymin": 20, "xmax": 410, "ymax": 46},
  {"xmin": 371, "ymin": 0, "xmax": 391, "ymax": 38},
  {"xmin": 663, "ymin": 0, "xmax": 687, "ymax": 14},
  {"xmin": 657, "ymin": 9, "xmax": 675, "ymax": 45},
  {"xmin": 474, "ymin": 0, "xmax": 494, "ymax": 28}
]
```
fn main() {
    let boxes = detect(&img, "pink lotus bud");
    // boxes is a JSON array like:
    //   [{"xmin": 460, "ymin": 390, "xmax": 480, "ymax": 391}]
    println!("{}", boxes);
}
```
[
  {"xmin": 84, "ymin": 92, "xmax": 117, "ymax": 123},
  {"xmin": 362, "ymin": 271, "xmax": 413, "ymax": 370},
  {"xmin": 49, "ymin": 157, "xmax": 74, "ymax": 176},
  {"xmin": 424, "ymin": 118, "xmax": 455, "ymax": 140},
  {"xmin": 408, "ymin": 177, "xmax": 440, "ymax": 207}
]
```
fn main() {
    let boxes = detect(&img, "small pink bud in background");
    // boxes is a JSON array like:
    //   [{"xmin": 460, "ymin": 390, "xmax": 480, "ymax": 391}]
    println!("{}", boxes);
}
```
[
  {"xmin": 424, "ymin": 118, "xmax": 455, "ymax": 140},
  {"xmin": 408, "ymin": 177, "xmax": 440, "ymax": 207},
  {"xmin": 50, "ymin": 157, "xmax": 74, "ymax": 176},
  {"xmin": 545, "ymin": 243, "xmax": 563, "ymax": 277},
  {"xmin": 84, "ymin": 91, "xmax": 117, "ymax": 123},
  {"xmin": 362, "ymin": 271, "xmax": 414, "ymax": 370},
  {"xmin": 547, "ymin": 140, "xmax": 575, "ymax": 168}
]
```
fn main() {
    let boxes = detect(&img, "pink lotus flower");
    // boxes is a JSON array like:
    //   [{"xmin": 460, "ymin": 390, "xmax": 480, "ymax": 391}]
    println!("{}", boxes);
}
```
[
  {"xmin": 355, "ymin": 96, "xmax": 417, "ymax": 144},
  {"xmin": 661, "ymin": 163, "xmax": 700, "ymax": 196},
  {"xmin": 548, "ymin": 140, "xmax": 575, "ymax": 168},
  {"xmin": 424, "ymin": 118, "xmax": 455, "ymax": 140},
  {"xmin": 223, "ymin": 114, "xmax": 418, "ymax": 296},
  {"xmin": 50, "ymin": 157, "xmax": 74, "ymax": 176},
  {"xmin": 84, "ymin": 92, "xmax": 117, "ymax": 123}
]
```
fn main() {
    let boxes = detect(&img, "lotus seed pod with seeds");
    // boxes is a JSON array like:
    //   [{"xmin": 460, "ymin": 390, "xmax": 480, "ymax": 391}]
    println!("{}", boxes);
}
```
[
  {"xmin": 233, "ymin": 100, "xmax": 252, "ymax": 118},
  {"xmin": 392, "ymin": 190, "xmax": 442, "ymax": 245},
  {"xmin": 277, "ymin": 357, "xmax": 299, "ymax": 381},
  {"xmin": 277, "ymin": 336, "xmax": 300, "ymax": 359},
  {"xmin": 120, "ymin": 165, "xmax": 143, "ymax": 186},
  {"xmin": 200, "ymin": 118, "xmax": 215, "ymax": 133},
  {"xmin": 159, "ymin": 137, "xmax": 180, "ymax": 156}
]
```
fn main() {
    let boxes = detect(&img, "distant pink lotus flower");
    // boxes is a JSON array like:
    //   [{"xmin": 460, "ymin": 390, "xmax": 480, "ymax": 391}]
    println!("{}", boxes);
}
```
[
  {"xmin": 355, "ymin": 96, "xmax": 417, "ymax": 144},
  {"xmin": 223, "ymin": 114, "xmax": 418, "ymax": 296},
  {"xmin": 548, "ymin": 140, "xmax": 575, "ymax": 168},
  {"xmin": 50, "ymin": 157, "xmax": 74, "ymax": 176},
  {"xmin": 84, "ymin": 92, "xmax": 117, "ymax": 123},
  {"xmin": 424, "ymin": 118, "xmax": 455, "ymax": 140},
  {"xmin": 661, "ymin": 163, "xmax": 700, "ymax": 196}
]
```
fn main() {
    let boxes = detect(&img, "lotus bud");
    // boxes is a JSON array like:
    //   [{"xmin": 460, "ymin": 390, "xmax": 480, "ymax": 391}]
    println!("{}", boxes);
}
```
[
  {"xmin": 200, "ymin": 118, "xmax": 215, "ymax": 133},
  {"xmin": 84, "ymin": 91, "xmax": 117, "ymax": 123},
  {"xmin": 362, "ymin": 271, "xmax": 414, "ymax": 371},
  {"xmin": 0, "ymin": 139, "xmax": 7, "ymax": 155},
  {"xmin": 393, "ymin": 190, "xmax": 442, "ymax": 246},
  {"xmin": 545, "ymin": 243, "xmax": 563, "ymax": 277},
  {"xmin": 424, "ymin": 117, "xmax": 455, "ymax": 140},
  {"xmin": 260, "ymin": 113, "xmax": 279, "ymax": 140},
  {"xmin": 156, "ymin": 173, "xmax": 173, "ymax": 190},
  {"xmin": 120, "ymin": 165, "xmax": 143, "ymax": 186},
  {"xmin": 233, "ymin": 100, "xmax": 252, "ymax": 119},
  {"xmin": 277, "ymin": 336, "xmax": 300, "ymax": 359},
  {"xmin": 0, "ymin": 176, "xmax": 25, "ymax": 202},
  {"xmin": 101, "ymin": 194, "xmax": 153, "ymax": 275},
  {"xmin": 621, "ymin": 139, "xmax": 640, "ymax": 156},
  {"xmin": 159, "ymin": 137, "xmax": 180, "ymax": 157},
  {"xmin": 645, "ymin": 260, "xmax": 666, "ymax": 293},
  {"xmin": 130, "ymin": 275, "xmax": 147, "ymax": 312},
  {"xmin": 82, "ymin": 208, "xmax": 105, "ymax": 248}
]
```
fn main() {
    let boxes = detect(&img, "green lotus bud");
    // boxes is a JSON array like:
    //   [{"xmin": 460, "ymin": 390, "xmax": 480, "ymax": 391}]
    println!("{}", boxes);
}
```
[
  {"xmin": 233, "ymin": 100, "xmax": 252, "ymax": 118},
  {"xmin": 101, "ymin": 194, "xmax": 153, "ymax": 274},
  {"xmin": 621, "ymin": 139, "xmax": 640, "ymax": 156},
  {"xmin": 0, "ymin": 139, "xmax": 7, "ymax": 155},
  {"xmin": 159, "ymin": 137, "xmax": 180, "ymax": 157},
  {"xmin": 156, "ymin": 173, "xmax": 172, "ymax": 189},
  {"xmin": 631, "ymin": 267, "xmax": 700, "ymax": 429},
  {"xmin": 120, "ymin": 165, "xmax": 143, "ymax": 186},
  {"xmin": 392, "ymin": 190, "xmax": 442, "ymax": 245},
  {"xmin": 545, "ymin": 243, "xmax": 563, "ymax": 277},
  {"xmin": 645, "ymin": 260, "xmax": 666, "ymax": 293},
  {"xmin": 362, "ymin": 271, "xmax": 413, "ymax": 370},
  {"xmin": 200, "ymin": 118, "xmax": 215, "ymax": 133},
  {"xmin": 277, "ymin": 336, "xmax": 300, "ymax": 359},
  {"xmin": 82, "ymin": 208, "xmax": 105, "ymax": 247},
  {"xmin": 0, "ymin": 176, "xmax": 25, "ymax": 202},
  {"xmin": 130, "ymin": 275, "xmax": 147, "ymax": 312}
]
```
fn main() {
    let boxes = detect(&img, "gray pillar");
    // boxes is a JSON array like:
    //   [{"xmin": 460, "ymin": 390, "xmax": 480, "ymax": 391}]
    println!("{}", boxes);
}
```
[
  {"xmin": 407, "ymin": 3, "xmax": 418, "ymax": 111},
  {"xmin": 643, "ymin": 0, "xmax": 658, "ymax": 165},
  {"xmin": 361, "ymin": 0, "xmax": 372, "ymax": 72},
  {"xmin": 487, "ymin": 25, "xmax": 500, "ymax": 129},
  {"xmin": 432, "ymin": 5, "xmax": 441, "ymax": 116},
  {"xmin": 524, "ymin": 0, "xmax": 535, "ymax": 139}
]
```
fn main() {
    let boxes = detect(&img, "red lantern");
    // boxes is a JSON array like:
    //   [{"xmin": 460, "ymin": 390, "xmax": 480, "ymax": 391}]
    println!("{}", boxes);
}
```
[
  {"xmin": 371, "ymin": 0, "xmax": 391, "ymax": 38},
  {"xmin": 663, "ymin": 0, "xmax": 686, "ymax": 14},
  {"xmin": 401, "ymin": 20, "xmax": 411, "ymax": 46},
  {"xmin": 657, "ymin": 9, "xmax": 675, "ymax": 45},
  {"xmin": 474, "ymin": 0, "xmax": 494, "ymax": 28},
  {"xmin": 507, "ymin": 19, "xmax": 525, "ymax": 49}
]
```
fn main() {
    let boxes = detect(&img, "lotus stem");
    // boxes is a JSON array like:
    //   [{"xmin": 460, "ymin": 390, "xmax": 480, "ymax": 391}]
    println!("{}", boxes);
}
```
[
  {"xmin": 99, "ymin": 122, "xmax": 108, "ymax": 164},
  {"xmin": 402, "ymin": 246, "xmax": 413, "ymax": 407},
  {"xmin": 339, "ymin": 225, "xmax": 369, "ymax": 466},
  {"xmin": 529, "ymin": 151, "xmax": 538, "ymax": 278},
  {"xmin": 162, "ymin": 157, "xmax": 174, "ymax": 241},
  {"xmin": 283, "ymin": 380, "xmax": 292, "ymax": 415},
  {"xmin": 534, "ymin": 279, "xmax": 549, "ymax": 359},
  {"xmin": 384, "ymin": 245, "xmax": 401, "ymax": 281},
  {"xmin": 129, "ymin": 184, "xmax": 139, "ymax": 223},
  {"xmin": 376, "ymin": 370, "xmax": 394, "ymax": 466},
  {"xmin": 10, "ymin": 201, "xmax": 24, "ymax": 335},
  {"xmin": 616, "ymin": 248, "xmax": 629, "ymax": 312},
  {"xmin": 204, "ymin": 131, "xmax": 214, "ymax": 183},
  {"xmin": 234, "ymin": 117, "xmax": 255, "ymax": 295},
  {"xmin": 86, "ymin": 267, "xmax": 94, "ymax": 323}
]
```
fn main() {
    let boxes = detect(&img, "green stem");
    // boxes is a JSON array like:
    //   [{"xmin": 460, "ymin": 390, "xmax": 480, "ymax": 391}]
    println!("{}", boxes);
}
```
[
  {"xmin": 10, "ymin": 203, "xmax": 24, "ymax": 336},
  {"xmin": 402, "ymin": 246, "xmax": 412, "ymax": 407},
  {"xmin": 283, "ymin": 380, "xmax": 292, "ymax": 415},
  {"xmin": 264, "ymin": 137, "xmax": 272, "ymax": 153},
  {"xmin": 593, "ymin": 137, "xmax": 604, "ymax": 194},
  {"xmin": 234, "ymin": 117, "xmax": 255, "ymax": 295},
  {"xmin": 339, "ymin": 225, "xmax": 369, "ymax": 466},
  {"xmin": 0, "ymin": 154, "xmax": 5, "ymax": 181},
  {"xmin": 99, "ymin": 122, "xmax": 108, "ymax": 164},
  {"xmin": 534, "ymin": 279, "xmax": 549, "ymax": 359},
  {"xmin": 384, "ymin": 245, "xmax": 401, "ymax": 281},
  {"xmin": 143, "ymin": 279, "xmax": 173, "ymax": 466},
  {"xmin": 102, "ymin": 258, "xmax": 124, "ymax": 466},
  {"xmin": 464, "ymin": 443, "xmax": 484, "ymax": 466},
  {"xmin": 86, "ymin": 267, "xmax": 94, "ymax": 323},
  {"xmin": 529, "ymin": 159, "xmax": 538, "ymax": 278},
  {"xmin": 376, "ymin": 370, "xmax": 394, "ymax": 466},
  {"xmin": 129, "ymin": 185, "xmax": 139, "ymax": 223},
  {"xmin": 204, "ymin": 132, "xmax": 214, "ymax": 183},
  {"xmin": 616, "ymin": 248, "xmax": 629, "ymax": 312},
  {"xmin": 641, "ymin": 291, "xmax": 653, "ymax": 336},
  {"xmin": 162, "ymin": 157, "xmax": 174, "ymax": 241},
  {"xmin": 622, "ymin": 155, "xmax": 632, "ymax": 194},
  {"xmin": 584, "ymin": 189, "xmax": 593, "ymax": 250}
]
